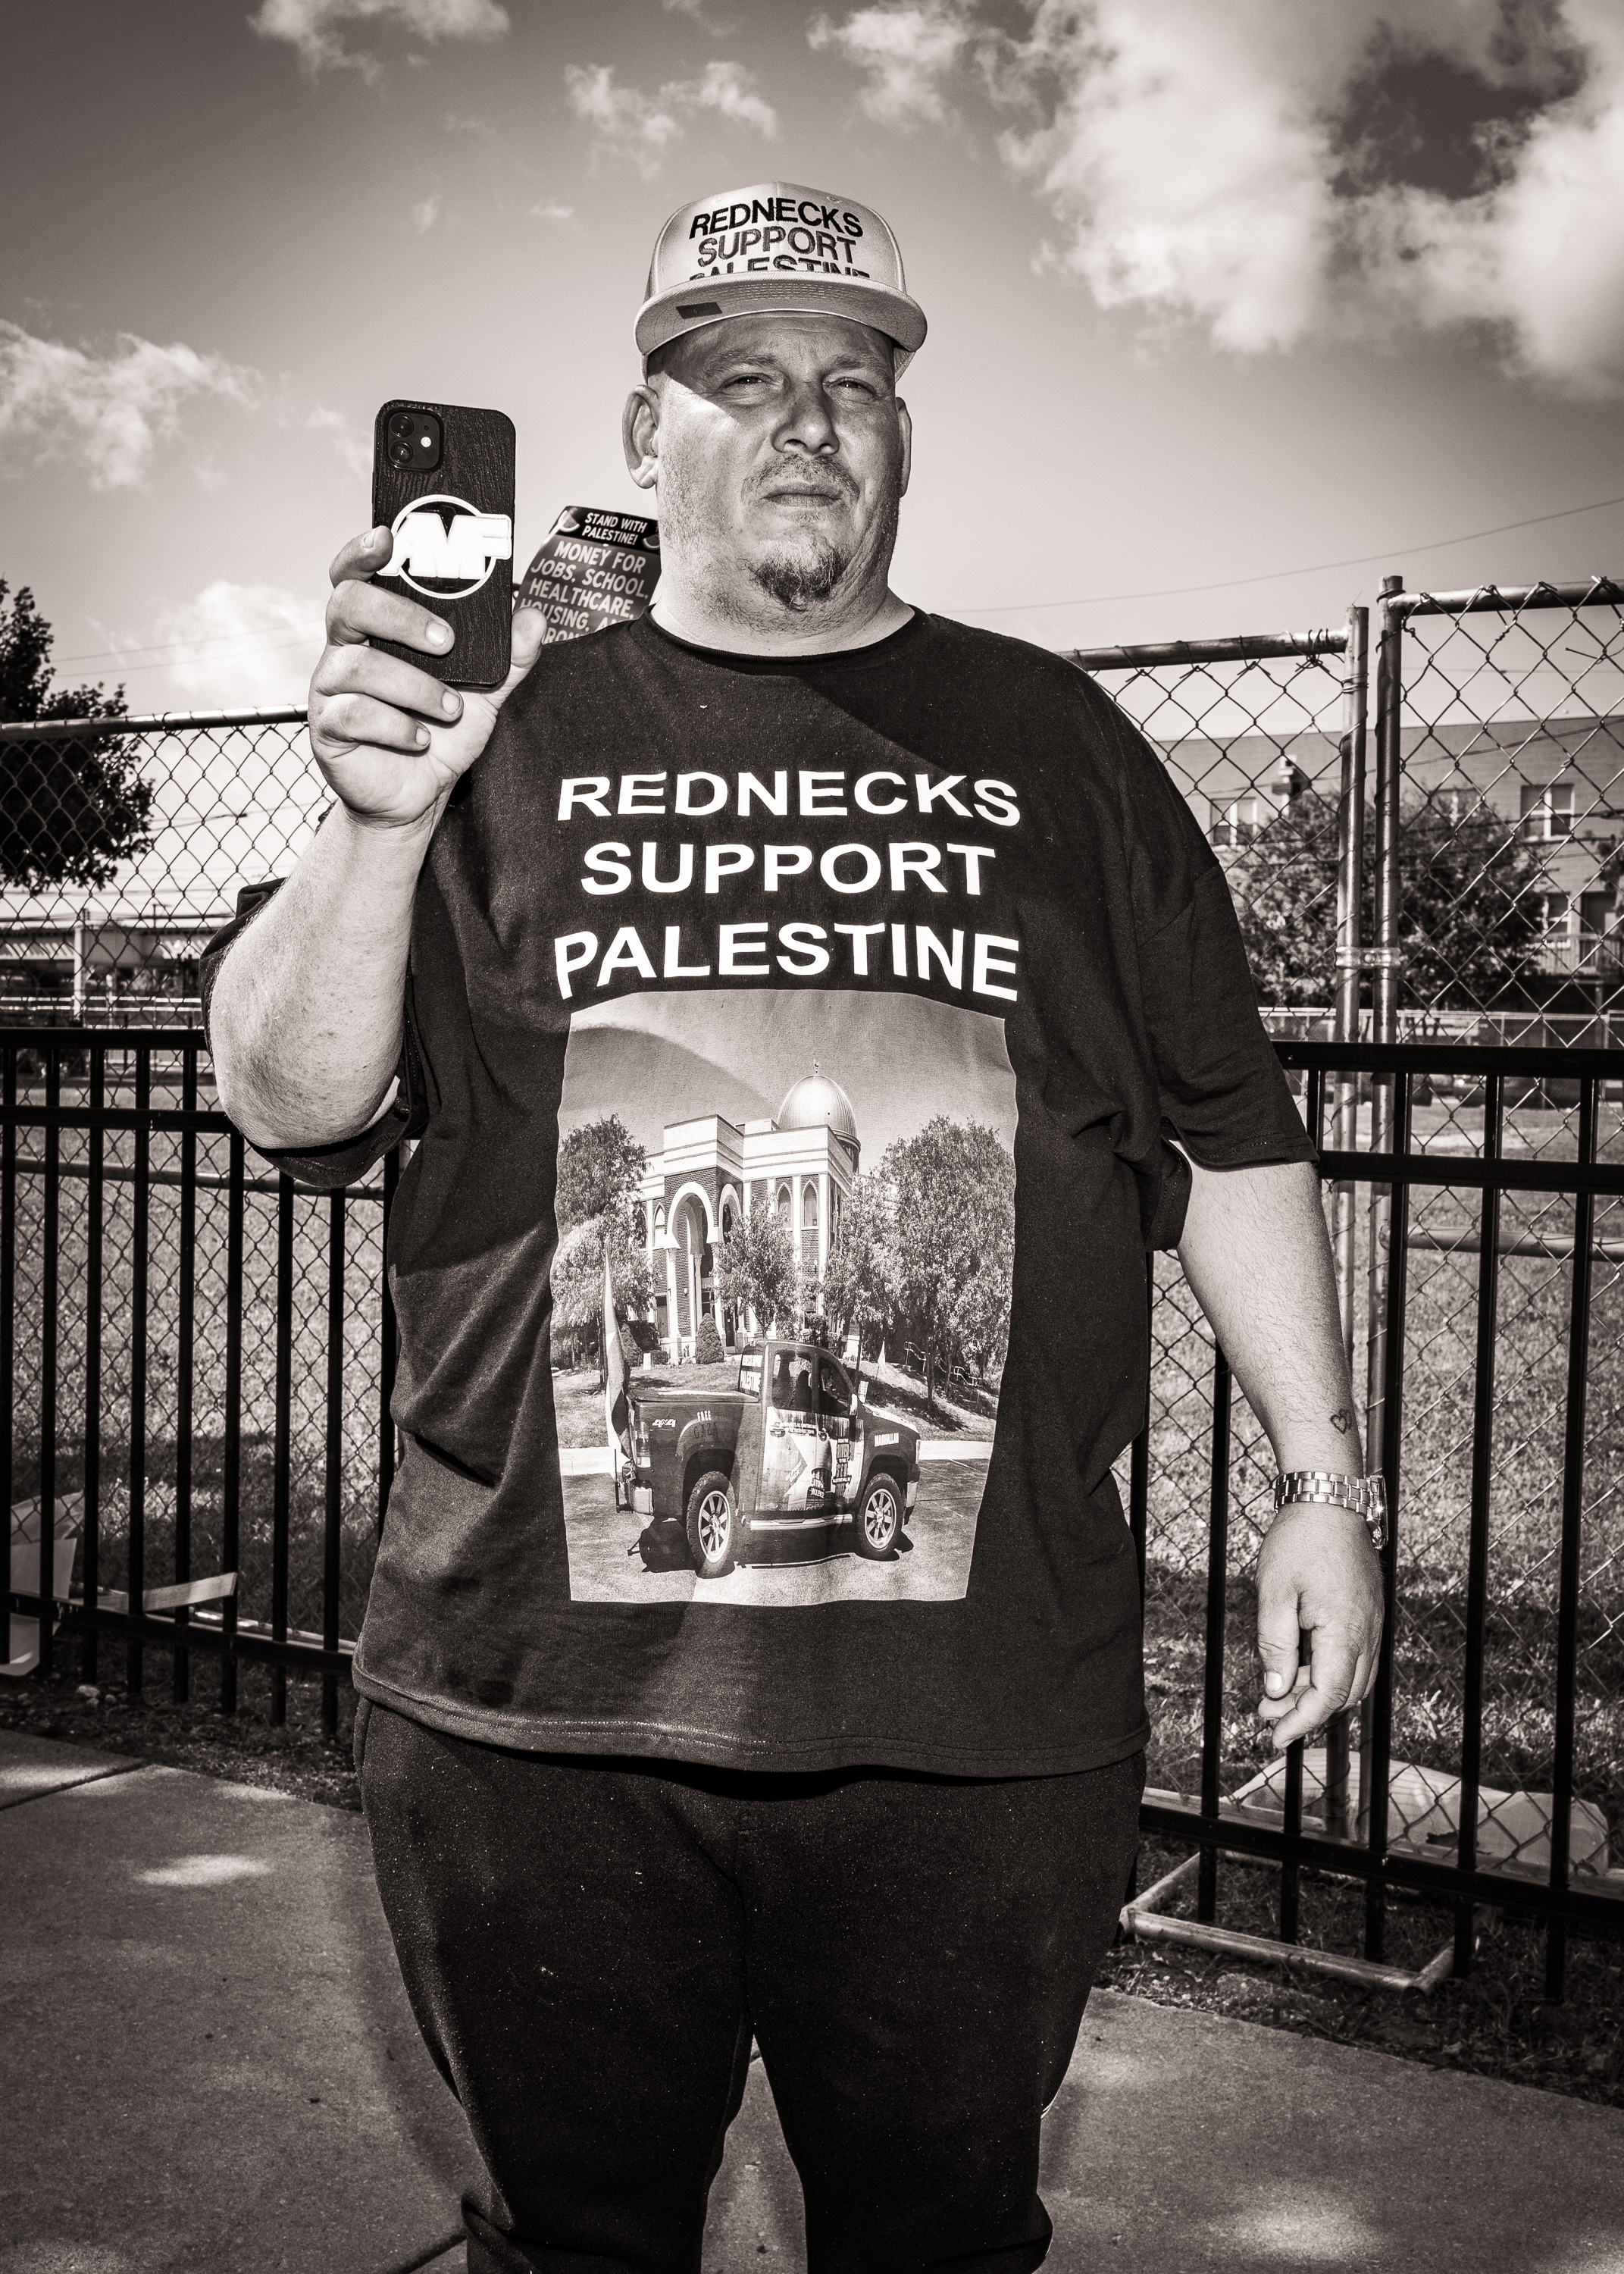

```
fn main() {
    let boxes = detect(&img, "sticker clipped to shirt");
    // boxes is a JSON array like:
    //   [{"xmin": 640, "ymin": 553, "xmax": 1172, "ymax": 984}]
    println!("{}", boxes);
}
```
[{"xmin": 518, "ymin": 506, "xmax": 661, "ymax": 646}]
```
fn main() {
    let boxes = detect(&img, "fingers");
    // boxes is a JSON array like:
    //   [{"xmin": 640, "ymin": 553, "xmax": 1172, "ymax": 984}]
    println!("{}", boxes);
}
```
[
  {"xmin": 1255, "ymin": 1577, "xmax": 1303, "ymax": 1706},
  {"xmin": 1260, "ymin": 1630, "xmax": 1362, "ymax": 1752},
  {"xmin": 326, "ymin": 568, "xmax": 456, "ymax": 659},
  {"xmin": 329, "ymin": 525, "xmax": 391, "ymax": 590},
  {"xmin": 479, "ymin": 605, "xmax": 548, "ymax": 713}
]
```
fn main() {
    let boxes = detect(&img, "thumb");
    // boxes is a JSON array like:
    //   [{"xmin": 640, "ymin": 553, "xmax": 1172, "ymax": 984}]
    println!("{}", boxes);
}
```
[
  {"xmin": 487, "ymin": 603, "xmax": 548, "ymax": 709},
  {"xmin": 1256, "ymin": 1578, "xmax": 1303, "ymax": 1700}
]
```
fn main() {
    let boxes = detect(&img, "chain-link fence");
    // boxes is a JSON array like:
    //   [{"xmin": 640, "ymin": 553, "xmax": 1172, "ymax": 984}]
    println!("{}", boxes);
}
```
[
  {"xmin": 0, "ymin": 706, "xmax": 318, "ymax": 1023},
  {"xmin": 1385, "ymin": 578, "xmax": 1624, "ymax": 1040}
]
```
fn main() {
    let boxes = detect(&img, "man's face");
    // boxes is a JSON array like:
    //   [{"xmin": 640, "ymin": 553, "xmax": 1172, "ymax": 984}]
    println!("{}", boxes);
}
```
[{"xmin": 633, "ymin": 314, "xmax": 910, "ymax": 619}]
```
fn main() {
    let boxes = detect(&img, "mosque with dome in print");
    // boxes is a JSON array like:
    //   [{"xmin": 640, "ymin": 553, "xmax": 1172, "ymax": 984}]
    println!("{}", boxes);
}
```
[{"xmin": 636, "ymin": 1067, "xmax": 860, "ymax": 1356}]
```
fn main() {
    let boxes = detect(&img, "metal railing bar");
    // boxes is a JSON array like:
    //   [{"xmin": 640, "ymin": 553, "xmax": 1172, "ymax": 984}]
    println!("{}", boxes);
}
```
[
  {"xmin": 127, "ymin": 1046, "xmax": 151, "ymax": 1693},
  {"xmin": 38, "ymin": 1051, "xmax": 59, "ymax": 1682},
  {"xmin": 1, "ymin": 1048, "xmax": 14, "ymax": 1670},
  {"xmin": 322, "ymin": 1190, "xmax": 346, "ymax": 1740},
  {"xmin": 1456, "ymin": 1072, "xmax": 1501, "ymax": 1977},
  {"xmin": 221, "ymin": 1129, "xmax": 244, "ymax": 1717},
  {"xmin": 0, "ymin": 706, "xmax": 308, "ymax": 741},
  {"xmin": 1197, "ymin": 1349, "xmax": 1232, "ymax": 1925},
  {"xmin": 0, "ymin": 1026, "xmax": 212, "ymax": 1048},
  {"xmin": 271, "ymin": 1173, "xmax": 294, "ymax": 1724},
  {"xmin": 1366, "ymin": 1066, "xmax": 1412, "ymax": 1962},
  {"xmin": 1071, "ymin": 628, "xmax": 1350, "ymax": 669},
  {"xmin": 7, "ymin": 1589, "xmax": 352, "ymax": 1677},
  {"xmin": 1391, "ymin": 578, "xmax": 1624, "ymax": 619},
  {"xmin": 1409, "ymin": 1227, "xmax": 1624, "ymax": 1262},
  {"xmin": 1546, "ymin": 1075, "xmax": 1598, "ymax": 2003},
  {"xmin": 0, "ymin": 1109, "xmax": 239, "ymax": 1135},
  {"xmin": 173, "ymin": 1045, "xmax": 198, "ymax": 1703},
  {"xmin": 1316, "ymin": 1150, "xmax": 1624, "ymax": 1198},
  {"xmin": 380, "ymin": 1145, "xmax": 399, "ymax": 1525},
  {"xmin": 1138, "ymin": 1795, "xmax": 1624, "ymax": 1926},
  {"xmin": 1128, "ymin": 1253, "xmax": 1152, "ymax": 1601},
  {"xmin": 81, "ymin": 1043, "xmax": 104, "ymax": 1686},
  {"xmin": 2, "ymin": 1154, "xmax": 385, "ymax": 1201},
  {"xmin": 1277, "ymin": 1041, "xmax": 1624, "ymax": 1076}
]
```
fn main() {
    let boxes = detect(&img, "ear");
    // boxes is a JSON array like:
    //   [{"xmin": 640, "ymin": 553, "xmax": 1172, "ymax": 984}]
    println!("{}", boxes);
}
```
[
  {"xmin": 895, "ymin": 397, "xmax": 912, "ymax": 500},
  {"xmin": 623, "ymin": 384, "xmax": 660, "ymax": 491}
]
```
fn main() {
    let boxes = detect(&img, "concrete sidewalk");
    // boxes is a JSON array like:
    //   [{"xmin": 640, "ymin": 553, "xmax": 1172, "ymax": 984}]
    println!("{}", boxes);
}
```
[{"xmin": 3, "ymin": 1729, "xmax": 1621, "ymax": 2274}]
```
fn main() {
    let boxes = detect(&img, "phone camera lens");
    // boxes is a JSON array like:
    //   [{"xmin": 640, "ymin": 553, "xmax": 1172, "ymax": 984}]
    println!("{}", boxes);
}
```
[{"xmin": 390, "ymin": 414, "xmax": 414, "ymax": 438}]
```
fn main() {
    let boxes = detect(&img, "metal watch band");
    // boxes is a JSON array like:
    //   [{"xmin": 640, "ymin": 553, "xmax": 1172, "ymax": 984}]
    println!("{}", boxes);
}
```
[{"xmin": 1271, "ymin": 1470, "xmax": 1389, "ymax": 1550}]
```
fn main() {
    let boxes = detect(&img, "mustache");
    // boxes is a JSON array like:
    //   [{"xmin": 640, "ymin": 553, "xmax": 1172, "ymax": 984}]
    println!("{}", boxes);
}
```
[{"xmin": 750, "ymin": 462, "xmax": 859, "ymax": 505}]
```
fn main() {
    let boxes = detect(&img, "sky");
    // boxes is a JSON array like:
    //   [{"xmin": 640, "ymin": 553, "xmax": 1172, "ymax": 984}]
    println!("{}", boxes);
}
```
[{"xmin": 3, "ymin": 0, "xmax": 1624, "ymax": 716}]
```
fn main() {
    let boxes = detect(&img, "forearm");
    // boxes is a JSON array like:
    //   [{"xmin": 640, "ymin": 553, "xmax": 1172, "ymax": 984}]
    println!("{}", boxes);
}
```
[
  {"xmin": 1175, "ymin": 1154, "xmax": 1363, "ymax": 1475},
  {"xmin": 208, "ymin": 800, "xmax": 440, "ymax": 1149}
]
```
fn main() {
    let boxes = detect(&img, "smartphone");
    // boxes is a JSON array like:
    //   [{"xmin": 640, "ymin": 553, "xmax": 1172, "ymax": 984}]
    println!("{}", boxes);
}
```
[{"xmin": 371, "ymin": 399, "xmax": 516, "ymax": 689}]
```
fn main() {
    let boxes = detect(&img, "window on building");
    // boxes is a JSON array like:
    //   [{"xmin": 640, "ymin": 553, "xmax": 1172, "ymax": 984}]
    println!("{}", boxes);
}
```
[
  {"xmin": 775, "ymin": 1182, "xmax": 791, "ymax": 1217},
  {"xmin": 1532, "ymin": 893, "xmax": 1572, "ymax": 938},
  {"xmin": 1520, "ymin": 783, "xmax": 1575, "ymax": 839},
  {"xmin": 803, "ymin": 1184, "xmax": 818, "ymax": 1229},
  {"xmin": 1580, "ymin": 891, "xmax": 1614, "ymax": 938},
  {"xmin": 1209, "ymin": 795, "xmax": 1263, "ymax": 847}
]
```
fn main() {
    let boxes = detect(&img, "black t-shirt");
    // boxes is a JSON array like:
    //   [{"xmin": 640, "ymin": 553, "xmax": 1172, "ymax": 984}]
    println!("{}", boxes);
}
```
[{"xmin": 202, "ymin": 610, "xmax": 1312, "ymax": 1775}]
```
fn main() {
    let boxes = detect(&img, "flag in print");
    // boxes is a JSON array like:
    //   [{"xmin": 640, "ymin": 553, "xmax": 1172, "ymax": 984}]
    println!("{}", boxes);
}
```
[{"xmin": 603, "ymin": 1250, "xmax": 631, "ymax": 1467}]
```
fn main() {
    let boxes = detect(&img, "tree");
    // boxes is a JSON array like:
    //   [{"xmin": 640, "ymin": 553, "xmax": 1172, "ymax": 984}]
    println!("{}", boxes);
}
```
[
  {"xmin": 551, "ymin": 1115, "xmax": 652, "ymax": 1374},
  {"xmin": 714, "ymin": 1203, "xmax": 801, "ymax": 1339},
  {"xmin": 556, "ymin": 1113, "xmax": 646, "ymax": 1233},
  {"xmin": 882, "ymin": 1117, "xmax": 1015, "ymax": 1416},
  {"xmin": 0, "ymin": 582, "xmax": 153, "ymax": 892},
  {"xmin": 1231, "ymin": 789, "xmax": 1547, "ymax": 1010},
  {"xmin": 817, "ymin": 1172, "xmax": 894, "ymax": 1352}
]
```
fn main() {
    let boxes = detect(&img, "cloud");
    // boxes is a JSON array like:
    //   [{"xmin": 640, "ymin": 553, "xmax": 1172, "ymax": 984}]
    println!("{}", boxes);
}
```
[
  {"xmin": 0, "ymin": 322, "xmax": 258, "ymax": 490},
  {"xmin": 809, "ymin": 0, "xmax": 1624, "ymax": 395},
  {"xmin": 662, "ymin": 0, "xmax": 732, "ymax": 30},
  {"xmin": 307, "ymin": 405, "xmax": 373, "ymax": 479},
  {"xmin": 531, "ymin": 200, "xmax": 576, "ymax": 221},
  {"xmin": 565, "ymin": 58, "xmax": 778, "ymax": 175},
  {"xmin": 411, "ymin": 190, "xmax": 443, "ymax": 231},
  {"xmin": 249, "ymin": 0, "xmax": 508, "ymax": 83},
  {"xmin": 808, "ymin": 0, "xmax": 975, "ymax": 130},
  {"xmin": 133, "ymin": 583, "xmax": 324, "ymax": 710}
]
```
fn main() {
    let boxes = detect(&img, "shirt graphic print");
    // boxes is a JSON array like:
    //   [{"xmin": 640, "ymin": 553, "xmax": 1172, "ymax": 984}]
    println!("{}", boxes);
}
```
[{"xmin": 556, "ymin": 986, "xmax": 1017, "ymax": 1606}]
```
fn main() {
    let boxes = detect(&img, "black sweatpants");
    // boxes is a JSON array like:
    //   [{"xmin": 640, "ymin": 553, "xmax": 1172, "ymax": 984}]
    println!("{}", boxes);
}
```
[{"xmin": 357, "ymin": 1701, "xmax": 1142, "ymax": 2274}]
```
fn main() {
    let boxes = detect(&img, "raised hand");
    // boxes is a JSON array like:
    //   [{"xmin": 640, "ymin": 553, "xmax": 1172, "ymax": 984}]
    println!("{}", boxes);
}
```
[{"xmin": 309, "ymin": 526, "xmax": 546, "ymax": 830}]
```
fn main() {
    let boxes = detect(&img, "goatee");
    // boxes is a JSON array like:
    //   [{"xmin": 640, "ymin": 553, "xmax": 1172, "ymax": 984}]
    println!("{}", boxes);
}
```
[{"xmin": 751, "ymin": 536, "xmax": 851, "ymax": 612}]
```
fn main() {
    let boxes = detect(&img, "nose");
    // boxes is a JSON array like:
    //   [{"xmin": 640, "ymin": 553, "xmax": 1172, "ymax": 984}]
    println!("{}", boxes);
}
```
[{"xmin": 774, "ymin": 372, "xmax": 838, "ymax": 456}]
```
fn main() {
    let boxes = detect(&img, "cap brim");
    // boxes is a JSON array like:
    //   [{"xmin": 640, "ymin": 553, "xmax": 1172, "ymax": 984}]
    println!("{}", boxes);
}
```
[{"xmin": 635, "ymin": 274, "xmax": 927, "ymax": 363}]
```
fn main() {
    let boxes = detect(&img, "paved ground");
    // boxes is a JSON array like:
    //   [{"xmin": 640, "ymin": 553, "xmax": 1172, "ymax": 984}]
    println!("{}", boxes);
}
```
[{"xmin": 4, "ymin": 1728, "xmax": 1622, "ymax": 2274}]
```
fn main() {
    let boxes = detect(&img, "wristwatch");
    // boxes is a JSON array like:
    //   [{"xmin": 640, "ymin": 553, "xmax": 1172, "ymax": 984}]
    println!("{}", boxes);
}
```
[{"xmin": 1271, "ymin": 1471, "xmax": 1388, "ymax": 1551}]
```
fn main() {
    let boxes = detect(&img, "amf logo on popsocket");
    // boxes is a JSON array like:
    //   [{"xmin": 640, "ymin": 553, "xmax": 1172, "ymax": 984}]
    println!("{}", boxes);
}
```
[{"xmin": 384, "ymin": 494, "xmax": 513, "ymax": 597}]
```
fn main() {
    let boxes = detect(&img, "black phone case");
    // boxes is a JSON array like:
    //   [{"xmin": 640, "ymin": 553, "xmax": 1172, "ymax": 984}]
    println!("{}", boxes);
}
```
[{"xmin": 371, "ymin": 399, "xmax": 515, "ymax": 689}]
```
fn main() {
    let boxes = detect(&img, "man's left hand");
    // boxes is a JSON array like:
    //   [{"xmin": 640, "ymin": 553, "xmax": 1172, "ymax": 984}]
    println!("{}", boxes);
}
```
[{"xmin": 1255, "ymin": 1505, "xmax": 1385, "ymax": 1752}]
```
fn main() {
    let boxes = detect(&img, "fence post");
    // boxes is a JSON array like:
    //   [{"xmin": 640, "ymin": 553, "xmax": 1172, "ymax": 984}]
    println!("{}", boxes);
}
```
[
  {"xmin": 1325, "ymin": 602, "xmax": 1369, "ymax": 1844},
  {"xmin": 1358, "ymin": 572, "xmax": 1406, "ymax": 1847}
]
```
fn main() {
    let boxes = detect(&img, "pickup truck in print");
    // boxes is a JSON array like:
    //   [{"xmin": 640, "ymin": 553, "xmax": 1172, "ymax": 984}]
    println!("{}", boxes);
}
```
[{"xmin": 621, "ymin": 1339, "xmax": 921, "ymax": 1579}]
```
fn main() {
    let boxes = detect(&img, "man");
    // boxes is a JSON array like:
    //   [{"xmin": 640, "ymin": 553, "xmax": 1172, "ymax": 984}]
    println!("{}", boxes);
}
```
[{"xmin": 205, "ymin": 180, "xmax": 1383, "ymax": 2274}]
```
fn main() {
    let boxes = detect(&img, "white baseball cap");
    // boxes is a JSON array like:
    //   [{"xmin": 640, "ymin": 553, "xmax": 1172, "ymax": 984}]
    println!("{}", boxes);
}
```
[{"xmin": 636, "ymin": 181, "xmax": 928, "ymax": 371}]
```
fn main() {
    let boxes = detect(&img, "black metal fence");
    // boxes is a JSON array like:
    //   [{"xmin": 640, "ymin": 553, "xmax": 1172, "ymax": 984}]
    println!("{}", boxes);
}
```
[
  {"xmin": 2, "ymin": 1029, "xmax": 396, "ymax": 1734},
  {"xmin": 1122, "ymin": 1036, "xmax": 1622, "ymax": 2004},
  {"xmin": 5, "ymin": 1024, "xmax": 1620, "ymax": 1993}
]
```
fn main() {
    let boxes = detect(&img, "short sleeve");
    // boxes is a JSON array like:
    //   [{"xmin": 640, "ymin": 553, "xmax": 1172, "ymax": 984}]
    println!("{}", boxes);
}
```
[
  {"xmin": 200, "ymin": 879, "xmax": 426, "ymax": 1192},
  {"xmin": 1137, "ymin": 866, "xmax": 1316, "ymax": 1175}
]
